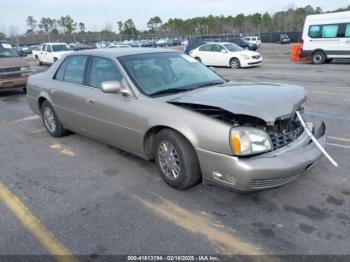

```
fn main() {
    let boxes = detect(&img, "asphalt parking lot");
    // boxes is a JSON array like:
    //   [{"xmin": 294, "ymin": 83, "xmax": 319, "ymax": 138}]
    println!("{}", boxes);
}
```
[{"xmin": 1, "ymin": 45, "xmax": 350, "ymax": 259}]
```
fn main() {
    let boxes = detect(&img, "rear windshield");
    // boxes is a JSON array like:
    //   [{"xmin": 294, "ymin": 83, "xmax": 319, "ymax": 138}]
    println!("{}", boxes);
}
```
[{"xmin": 0, "ymin": 43, "xmax": 19, "ymax": 58}]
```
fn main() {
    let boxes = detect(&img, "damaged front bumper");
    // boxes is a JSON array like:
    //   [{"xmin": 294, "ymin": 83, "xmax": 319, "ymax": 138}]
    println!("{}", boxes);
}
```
[{"xmin": 196, "ymin": 121, "xmax": 327, "ymax": 192}]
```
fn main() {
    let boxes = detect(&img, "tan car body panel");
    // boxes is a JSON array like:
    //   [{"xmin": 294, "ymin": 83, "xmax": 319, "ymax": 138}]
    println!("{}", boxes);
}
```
[{"xmin": 26, "ymin": 48, "xmax": 326, "ymax": 191}]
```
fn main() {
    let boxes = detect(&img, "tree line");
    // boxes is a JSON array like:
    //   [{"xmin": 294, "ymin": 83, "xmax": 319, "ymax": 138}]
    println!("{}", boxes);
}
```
[{"xmin": 1, "ymin": 4, "xmax": 349, "ymax": 39}]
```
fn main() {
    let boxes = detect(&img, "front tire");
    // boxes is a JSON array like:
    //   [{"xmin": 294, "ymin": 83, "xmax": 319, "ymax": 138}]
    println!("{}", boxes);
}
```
[
  {"xmin": 154, "ymin": 129, "xmax": 201, "ymax": 190},
  {"xmin": 230, "ymin": 58, "xmax": 241, "ymax": 69},
  {"xmin": 40, "ymin": 101, "xmax": 68, "ymax": 137},
  {"xmin": 312, "ymin": 51, "xmax": 326, "ymax": 64}
]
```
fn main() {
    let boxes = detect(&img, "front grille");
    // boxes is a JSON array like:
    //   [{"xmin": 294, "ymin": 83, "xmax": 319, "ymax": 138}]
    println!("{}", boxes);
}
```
[
  {"xmin": 0, "ymin": 73, "xmax": 22, "ymax": 80},
  {"xmin": 268, "ymin": 113, "xmax": 304, "ymax": 150},
  {"xmin": 251, "ymin": 174, "xmax": 300, "ymax": 189},
  {"xmin": 0, "ymin": 67, "xmax": 20, "ymax": 73}
]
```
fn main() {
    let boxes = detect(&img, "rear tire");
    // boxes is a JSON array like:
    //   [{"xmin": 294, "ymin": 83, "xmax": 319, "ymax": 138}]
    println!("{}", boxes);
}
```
[
  {"xmin": 312, "ymin": 51, "xmax": 326, "ymax": 64},
  {"xmin": 154, "ymin": 129, "xmax": 201, "ymax": 190},
  {"xmin": 230, "ymin": 58, "xmax": 241, "ymax": 69},
  {"xmin": 40, "ymin": 101, "xmax": 68, "ymax": 137}
]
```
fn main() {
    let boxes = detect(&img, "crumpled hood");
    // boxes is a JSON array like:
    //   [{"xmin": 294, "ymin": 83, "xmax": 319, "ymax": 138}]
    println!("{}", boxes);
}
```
[{"xmin": 167, "ymin": 82, "xmax": 306, "ymax": 123}]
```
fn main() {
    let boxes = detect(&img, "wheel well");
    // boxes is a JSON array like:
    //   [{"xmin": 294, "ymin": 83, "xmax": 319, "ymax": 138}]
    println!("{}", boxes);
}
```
[
  {"xmin": 143, "ymin": 126, "xmax": 196, "ymax": 161},
  {"xmin": 311, "ymin": 49, "xmax": 326, "ymax": 56},
  {"xmin": 38, "ymin": 97, "xmax": 47, "ymax": 109}
]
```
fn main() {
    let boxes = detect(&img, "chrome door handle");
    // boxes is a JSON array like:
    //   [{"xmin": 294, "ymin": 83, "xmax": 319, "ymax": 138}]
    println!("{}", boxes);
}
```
[
  {"xmin": 49, "ymin": 89, "xmax": 56, "ymax": 94},
  {"xmin": 85, "ymin": 98, "xmax": 95, "ymax": 104}
]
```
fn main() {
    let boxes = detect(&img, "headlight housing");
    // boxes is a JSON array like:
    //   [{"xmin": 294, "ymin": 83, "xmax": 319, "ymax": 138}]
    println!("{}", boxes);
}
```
[
  {"xmin": 20, "ymin": 66, "xmax": 31, "ymax": 72},
  {"xmin": 230, "ymin": 127, "xmax": 272, "ymax": 156},
  {"xmin": 240, "ymin": 54, "xmax": 250, "ymax": 60}
]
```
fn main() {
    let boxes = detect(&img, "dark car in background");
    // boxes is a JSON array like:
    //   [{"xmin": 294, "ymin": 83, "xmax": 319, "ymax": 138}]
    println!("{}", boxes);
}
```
[
  {"xmin": 0, "ymin": 41, "xmax": 31, "ymax": 92},
  {"xmin": 279, "ymin": 34, "xmax": 291, "ymax": 44},
  {"xmin": 232, "ymin": 38, "xmax": 258, "ymax": 51}
]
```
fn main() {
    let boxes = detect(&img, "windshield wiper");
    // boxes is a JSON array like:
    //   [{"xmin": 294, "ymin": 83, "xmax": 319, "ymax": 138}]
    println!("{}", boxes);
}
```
[
  {"xmin": 150, "ymin": 88, "xmax": 194, "ymax": 97},
  {"xmin": 195, "ymin": 81, "xmax": 224, "ymax": 88}
]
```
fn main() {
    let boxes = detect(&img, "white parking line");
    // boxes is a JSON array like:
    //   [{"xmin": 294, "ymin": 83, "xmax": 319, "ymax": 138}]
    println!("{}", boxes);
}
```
[
  {"xmin": 9, "ymin": 115, "xmax": 40, "ymax": 124},
  {"xmin": 308, "ymin": 90, "xmax": 350, "ymax": 96},
  {"xmin": 328, "ymin": 136, "xmax": 350, "ymax": 143},
  {"xmin": 328, "ymin": 143, "xmax": 350, "ymax": 149}
]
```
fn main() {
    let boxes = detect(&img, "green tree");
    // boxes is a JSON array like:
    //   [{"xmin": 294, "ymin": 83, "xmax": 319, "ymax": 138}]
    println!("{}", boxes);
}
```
[
  {"xmin": 38, "ymin": 17, "xmax": 55, "ymax": 33},
  {"xmin": 120, "ymin": 19, "xmax": 138, "ymax": 35},
  {"xmin": 250, "ymin": 13, "xmax": 262, "ymax": 30},
  {"xmin": 58, "ymin": 15, "xmax": 76, "ymax": 34},
  {"xmin": 147, "ymin": 16, "xmax": 162, "ymax": 31},
  {"xmin": 0, "ymin": 31, "xmax": 6, "ymax": 39},
  {"xmin": 262, "ymin": 12, "xmax": 272, "ymax": 32},
  {"xmin": 26, "ymin": 16, "xmax": 37, "ymax": 34},
  {"xmin": 234, "ymin": 14, "xmax": 245, "ymax": 32},
  {"xmin": 117, "ymin": 21, "xmax": 123, "ymax": 33},
  {"xmin": 78, "ymin": 22, "xmax": 86, "ymax": 33}
]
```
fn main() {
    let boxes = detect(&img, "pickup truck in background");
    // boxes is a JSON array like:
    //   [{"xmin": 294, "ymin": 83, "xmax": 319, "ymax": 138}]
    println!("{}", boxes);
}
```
[{"xmin": 32, "ymin": 43, "xmax": 73, "ymax": 65}]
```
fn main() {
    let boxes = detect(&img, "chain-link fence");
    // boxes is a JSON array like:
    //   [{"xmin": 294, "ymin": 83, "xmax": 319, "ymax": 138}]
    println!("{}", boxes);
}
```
[{"xmin": 6, "ymin": 31, "xmax": 302, "ymax": 47}]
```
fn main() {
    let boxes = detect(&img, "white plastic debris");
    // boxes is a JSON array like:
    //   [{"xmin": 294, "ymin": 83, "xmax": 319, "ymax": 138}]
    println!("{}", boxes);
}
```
[{"xmin": 296, "ymin": 111, "xmax": 338, "ymax": 167}]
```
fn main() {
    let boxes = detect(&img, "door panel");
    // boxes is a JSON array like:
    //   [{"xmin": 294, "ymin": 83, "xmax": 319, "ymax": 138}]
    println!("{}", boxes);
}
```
[
  {"xmin": 50, "ymin": 55, "xmax": 89, "ymax": 131},
  {"xmin": 80, "ymin": 88, "xmax": 142, "ymax": 155},
  {"xmin": 211, "ymin": 44, "xmax": 228, "ymax": 66},
  {"xmin": 81, "ymin": 56, "xmax": 143, "ymax": 154},
  {"xmin": 50, "ymin": 81, "xmax": 86, "ymax": 131}
]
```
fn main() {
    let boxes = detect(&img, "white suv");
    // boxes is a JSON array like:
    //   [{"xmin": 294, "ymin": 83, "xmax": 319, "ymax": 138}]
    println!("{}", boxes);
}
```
[{"xmin": 243, "ymin": 36, "xmax": 262, "ymax": 47}]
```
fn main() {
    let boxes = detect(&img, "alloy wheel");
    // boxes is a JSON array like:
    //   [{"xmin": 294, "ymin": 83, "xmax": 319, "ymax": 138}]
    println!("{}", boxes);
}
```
[
  {"xmin": 158, "ymin": 140, "xmax": 181, "ymax": 180},
  {"xmin": 43, "ymin": 107, "xmax": 56, "ymax": 133}
]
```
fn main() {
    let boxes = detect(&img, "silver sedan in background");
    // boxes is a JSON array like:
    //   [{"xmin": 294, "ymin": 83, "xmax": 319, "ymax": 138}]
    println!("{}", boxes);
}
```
[{"xmin": 26, "ymin": 48, "xmax": 326, "ymax": 192}]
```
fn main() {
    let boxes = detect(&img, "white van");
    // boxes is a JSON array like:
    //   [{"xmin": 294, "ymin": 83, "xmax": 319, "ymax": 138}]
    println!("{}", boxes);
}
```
[
  {"xmin": 243, "ymin": 36, "xmax": 261, "ymax": 47},
  {"xmin": 300, "ymin": 11, "xmax": 350, "ymax": 64}
]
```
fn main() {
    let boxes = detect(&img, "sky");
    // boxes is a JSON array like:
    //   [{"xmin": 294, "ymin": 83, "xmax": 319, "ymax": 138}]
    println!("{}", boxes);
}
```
[{"xmin": 0, "ymin": 0, "xmax": 349, "ymax": 34}]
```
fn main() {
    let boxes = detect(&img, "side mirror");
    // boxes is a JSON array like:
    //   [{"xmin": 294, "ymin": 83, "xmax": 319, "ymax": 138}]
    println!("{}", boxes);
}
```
[
  {"xmin": 101, "ymin": 81, "xmax": 122, "ymax": 93},
  {"xmin": 221, "ymin": 49, "xmax": 228, "ymax": 53}
]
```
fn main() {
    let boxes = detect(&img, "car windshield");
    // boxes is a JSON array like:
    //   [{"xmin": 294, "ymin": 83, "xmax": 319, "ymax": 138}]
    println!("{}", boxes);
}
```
[
  {"xmin": 281, "ymin": 34, "xmax": 289, "ymax": 39},
  {"xmin": 0, "ymin": 43, "xmax": 19, "ymax": 58},
  {"xmin": 223, "ymin": 43, "xmax": 243, "ymax": 52},
  {"xmin": 119, "ymin": 52, "xmax": 224, "ymax": 96},
  {"xmin": 52, "ymin": 44, "xmax": 71, "ymax": 52}
]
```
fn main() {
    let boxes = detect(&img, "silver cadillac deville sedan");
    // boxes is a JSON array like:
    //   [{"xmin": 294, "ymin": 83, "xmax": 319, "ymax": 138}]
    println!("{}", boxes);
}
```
[{"xmin": 26, "ymin": 48, "xmax": 327, "ymax": 192}]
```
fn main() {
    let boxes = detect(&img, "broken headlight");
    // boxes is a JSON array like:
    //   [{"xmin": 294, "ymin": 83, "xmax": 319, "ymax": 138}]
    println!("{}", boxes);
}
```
[{"xmin": 230, "ymin": 127, "xmax": 272, "ymax": 156}]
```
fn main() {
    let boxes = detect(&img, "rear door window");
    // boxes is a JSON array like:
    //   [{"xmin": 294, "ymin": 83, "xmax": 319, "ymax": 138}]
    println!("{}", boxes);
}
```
[
  {"xmin": 199, "ymin": 44, "xmax": 212, "ymax": 51},
  {"xmin": 322, "ymin": 24, "xmax": 339, "ymax": 38},
  {"xmin": 87, "ymin": 56, "xmax": 123, "ymax": 89},
  {"xmin": 211, "ymin": 44, "xmax": 225, "ymax": 52},
  {"xmin": 54, "ymin": 55, "xmax": 88, "ymax": 84}
]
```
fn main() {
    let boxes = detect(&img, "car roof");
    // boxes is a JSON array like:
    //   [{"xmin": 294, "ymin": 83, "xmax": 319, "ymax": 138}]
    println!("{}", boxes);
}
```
[
  {"xmin": 43, "ymin": 42, "xmax": 68, "ymax": 45},
  {"xmin": 204, "ymin": 42, "xmax": 234, "ymax": 45},
  {"xmin": 73, "ymin": 47, "xmax": 178, "ymax": 58}
]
